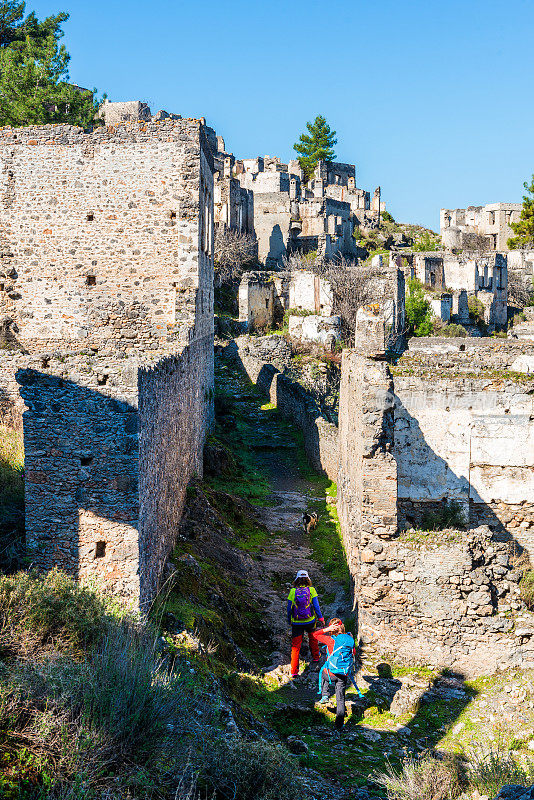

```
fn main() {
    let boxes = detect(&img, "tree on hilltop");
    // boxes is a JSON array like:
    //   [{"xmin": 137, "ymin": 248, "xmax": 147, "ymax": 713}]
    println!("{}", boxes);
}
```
[
  {"xmin": 508, "ymin": 175, "xmax": 534, "ymax": 249},
  {"xmin": 0, "ymin": 0, "xmax": 25, "ymax": 47},
  {"xmin": 294, "ymin": 115, "xmax": 337, "ymax": 181},
  {"xmin": 0, "ymin": 1, "xmax": 104, "ymax": 128}
]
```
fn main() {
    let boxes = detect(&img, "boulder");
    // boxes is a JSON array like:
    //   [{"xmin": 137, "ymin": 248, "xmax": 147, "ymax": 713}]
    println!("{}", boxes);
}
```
[{"xmin": 389, "ymin": 685, "xmax": 425, "ymax": 717}]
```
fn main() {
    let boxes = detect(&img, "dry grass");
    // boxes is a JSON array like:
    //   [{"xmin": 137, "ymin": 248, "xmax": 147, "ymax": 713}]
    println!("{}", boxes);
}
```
[
  {"xmin": 0, "ymin": 425, "xmax": 24, "ymax": 571},
  {"xmin": 200, "ymin": 734, "xmax": 301, "ymax": 800},
  {"xmin": 374, "ymin": 754, "xmax": 464, "ymax": 800},
  {"xmin": 466, "ymin": 745, "xmax": 534, "ymax": 796}
]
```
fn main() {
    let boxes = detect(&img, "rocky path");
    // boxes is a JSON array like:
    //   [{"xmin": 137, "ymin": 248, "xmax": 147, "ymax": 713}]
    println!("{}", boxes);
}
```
[{"xmin": 216, "ymin": 358, "xmax": 352, "ymax": 695}]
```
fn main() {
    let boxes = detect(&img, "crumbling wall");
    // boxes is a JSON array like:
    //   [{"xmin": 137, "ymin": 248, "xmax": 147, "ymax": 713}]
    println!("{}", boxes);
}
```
[
  {"xmin": 238, "ymin": 272, "xmax": 274, "ymax": 330},
  {"xmin": 395, "ymin": 377, "xmax": 534, "ymax": 553},
  {"xmin": 138, "ymin": 340, "xmax": 211, "ymax": 607},
  {"xmin": 337, "ymin": 350, "xmax": 397, "ymax": 588},
  {"xmin": 7, "ymin": 118, "xmax": 215, "ymax": 609},
  {"xmin": 17, "ymin": 356, "xmax": 141, "ymax": 602},
  {"xmin": 16, "ymin": 341, "xmax": 212, "ymax": 610},
  {"xmin": 358, "ymin": 524, "xmax": 534, "ymax": 676},
  {"xmin": 0, "ymin": 119, "xmax": 213, "ymax": 353},
  {"xmin": 230, "ymin": 336, "xmax": 338, "ymax": 480}
]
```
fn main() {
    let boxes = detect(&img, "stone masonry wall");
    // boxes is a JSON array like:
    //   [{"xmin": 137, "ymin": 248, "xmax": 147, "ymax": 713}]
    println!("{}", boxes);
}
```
[
  {"xmin": 337, "ymin": 350, "xmax": 397, "ymax": 591},
  {"xmin": 394, "ymin": 377, "xmax": 534, "ymax": 552},
  {"xmin": 230, "ymin": 335, "xmax": 338, "ymax": 480},
  {"xmin": 17, "ymin": 355, "xmax": 141, "ymax": 602},
  {"xmin": 16, "ymin": 341, "xmax": 212, "ymax": 610},
  {"xmin": 7, "ymin": 119, "xmax": 215, "ymax": 609},
  {"xmin": 0, "ymin": 120, "xmax": 214, "ymax": 354},
  {"xmin": 138, "ymin": 341, "xmax": 210, "ymax": 607},
  {"xmin": 336, "ymin": 343, "xmax": 534, "ymax": 674},
  {"xmin": 358, "ymin": 524, "xmax": 534, "ymax": 676}
]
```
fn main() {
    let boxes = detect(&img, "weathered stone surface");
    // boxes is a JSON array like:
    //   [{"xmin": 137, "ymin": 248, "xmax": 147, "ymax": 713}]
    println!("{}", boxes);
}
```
[{"xmin": 1, "ymin": 119, "xmax": 215, "ymax": 611}]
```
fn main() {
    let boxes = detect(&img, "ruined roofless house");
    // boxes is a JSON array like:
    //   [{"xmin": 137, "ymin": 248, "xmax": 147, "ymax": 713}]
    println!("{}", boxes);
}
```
[{"xmin": 0, "ymin": 117, "xmax": 215, "ymax": 611}]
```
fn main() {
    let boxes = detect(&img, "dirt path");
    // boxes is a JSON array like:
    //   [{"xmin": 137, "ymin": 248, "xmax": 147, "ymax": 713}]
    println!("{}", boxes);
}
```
[{"xmin": 216, "ymin": 357, "xmax": 353, "ymax": 702}]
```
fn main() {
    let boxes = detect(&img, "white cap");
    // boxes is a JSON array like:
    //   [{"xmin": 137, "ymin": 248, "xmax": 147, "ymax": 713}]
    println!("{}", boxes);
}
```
[{"xmin": 296, "ymin": 569, "xmax": 309, "ymax": 579}]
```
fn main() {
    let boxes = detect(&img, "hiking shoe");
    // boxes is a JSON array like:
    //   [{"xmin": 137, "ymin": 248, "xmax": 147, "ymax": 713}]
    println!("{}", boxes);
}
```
[{"xmin": 318, "ymin": 696, "xmax": 330, "ymax": 705}]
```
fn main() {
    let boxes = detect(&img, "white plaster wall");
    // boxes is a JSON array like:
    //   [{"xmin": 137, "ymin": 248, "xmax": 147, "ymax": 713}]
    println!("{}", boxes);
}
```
[
  {"xmin": 395, "ymin": 382, "xmax": 534, "ymax": 505},
  {"xmin": 288, "ymin": 271, "xmax": 333, "ymax": 315}
]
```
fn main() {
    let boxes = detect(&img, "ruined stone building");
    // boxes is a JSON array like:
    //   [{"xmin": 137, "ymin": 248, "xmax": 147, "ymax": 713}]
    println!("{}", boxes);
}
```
[
  {"xmin": 0, "ymin": 113, "xmax": 215, "ymax": 610},
  {"xmin": 401, "ymin": 250, "xmax": 508, "ymax": 329},
  {"xmin": 440, "ymin": 203, "xmax": 522, "ymax": 252},
  {"xmin": 337, "ymin": 325, "xmax": 534, "ymax": 674},
  {"xmin": 212, "ymin": 146, "xmax": 383, "ymax": 265}
]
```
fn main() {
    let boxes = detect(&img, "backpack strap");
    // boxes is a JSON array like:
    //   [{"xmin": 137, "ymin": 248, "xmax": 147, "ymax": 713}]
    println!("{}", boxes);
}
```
[{"xmin": 317, "ymin": 643, "xmax": 344, "ymax": 695}]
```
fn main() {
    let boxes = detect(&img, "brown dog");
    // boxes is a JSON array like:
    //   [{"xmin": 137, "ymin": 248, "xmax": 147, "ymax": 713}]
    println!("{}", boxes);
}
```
[{"xmin": 302, "ymin": 511, "xmax": 318, "ymax": 534}]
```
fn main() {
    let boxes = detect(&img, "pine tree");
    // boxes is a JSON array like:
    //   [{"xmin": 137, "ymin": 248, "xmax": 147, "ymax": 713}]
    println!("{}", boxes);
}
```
[
  {"xmin": 293, "ymin": 115, "xmax": 337, "ymax": 181},
  {"xmin": 0, "ymin": 1, "xmax": 25, "ymax": 47},
  {"xmin": 508, "ymin": 175, "xmax": 534, "ymax": 249},
  {"xmin": 0, "ymin": 2, "xmax": 103, "ymax": 128}
]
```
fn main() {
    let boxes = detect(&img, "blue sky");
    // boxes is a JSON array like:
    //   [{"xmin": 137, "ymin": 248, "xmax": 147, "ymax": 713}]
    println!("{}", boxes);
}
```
[{"xmin": 31, "ymin": 0, "xmax": 534, "ymax": 229}]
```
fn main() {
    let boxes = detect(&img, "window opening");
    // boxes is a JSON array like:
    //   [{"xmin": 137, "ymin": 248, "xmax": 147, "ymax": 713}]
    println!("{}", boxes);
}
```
[{"xmin": 95, "ymin": 541, "xmax": 106, "ymax": 558}]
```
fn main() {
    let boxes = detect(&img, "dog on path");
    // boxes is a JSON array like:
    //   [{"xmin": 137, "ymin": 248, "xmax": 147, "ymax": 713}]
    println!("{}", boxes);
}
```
[{"xmin": 302, "ymin": 511, "xmax": 318, "ymax": 534}]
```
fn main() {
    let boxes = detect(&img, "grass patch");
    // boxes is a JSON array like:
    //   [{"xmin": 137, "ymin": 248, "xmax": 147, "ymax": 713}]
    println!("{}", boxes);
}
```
[
  {"xmin": 0, "ymin": 426, "xmax": 24, "ymax": 572},
  {"xmin": 466, "ymin": 745, "xmax": 534, "ymax": 797},
  {"xmin": 374, "ymin": 753, "xmax": 464, "ymax": 800},
  {"xmin": 307, "ymin": 482, "xmax": 351, "ymax": 592},
  {"xmin": 420, "ymin": 501, "xmax": 465, "ymax": 532},
  {"xmin": 520, "ymin": 570, "xmax": 534, "ymax": 609}
]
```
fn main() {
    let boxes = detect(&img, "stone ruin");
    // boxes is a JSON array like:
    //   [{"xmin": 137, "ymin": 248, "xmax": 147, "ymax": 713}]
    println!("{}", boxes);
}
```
[
  {"xmin": 441, "ymin": 203, "xmax": 523, "ymax": 252},
  {"xmin": 212, "ymin": 146, "xmax": 383, "ymax": 266},
  {"xmin": 0, "ymin": 114, "xmax": 215, "ymax": 610},
  {"xmin": 1, "ymin": 98, "xmax": 533, "ymax": 675},
  {"xmin": 399, "ymin": 249, "xmax": 508, "ymax": 330}
]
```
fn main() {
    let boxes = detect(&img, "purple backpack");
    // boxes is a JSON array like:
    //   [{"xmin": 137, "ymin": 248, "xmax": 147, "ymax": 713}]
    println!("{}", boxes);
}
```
[{"xmin": 293, "ymin": 587, "xmax": 312, "ymax": 620}]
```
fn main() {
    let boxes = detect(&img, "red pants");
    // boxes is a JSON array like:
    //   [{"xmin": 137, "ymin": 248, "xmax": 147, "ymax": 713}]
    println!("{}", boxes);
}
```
[{"xmin": 291, "ymin": 621, "xmax": 320, "ymax": 676}]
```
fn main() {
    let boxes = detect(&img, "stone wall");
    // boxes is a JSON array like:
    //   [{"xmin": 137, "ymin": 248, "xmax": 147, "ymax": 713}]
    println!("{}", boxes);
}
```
[
  {"xmin": 238, "ymin": 272, "xmax": 274, "ymax": 330},
  {"xmin": 17, "ymin": 341, "xmax": 212, "ymax": 611},
  {"xmin": 337, "ymin": 350, "xmax": 397, "ymax": 588},
  {"xmin": 17, "ymin": 355, "xmax": 141, "ymax": 602},
  {"xmin": 138, "ymin": 341, "xmax": 211, "ymax": 607},
  {"xmin": 230, "ymin": 336, "xmax": 338, "ymax": 480},
  {"xmin": 394, "ymin": 377, "xmax": 534, "ymax": 553},
  {"xmin": 358, "ymin": 524, "xmax": 534, "ymax": 676},
  {"xmin": 336, "ymin": 341, "xmax": 534, "ymax": 674},
  {"xmin": 0, "ymin": 119, "xmax": 214, "ymax": 354},
  {"xmin": 4, "ymin": 119, "xmax": 215, "ymax": 609}
]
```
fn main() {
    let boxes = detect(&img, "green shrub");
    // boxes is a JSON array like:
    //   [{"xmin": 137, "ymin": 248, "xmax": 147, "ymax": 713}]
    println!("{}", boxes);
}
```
[
  {"xmin": 0, "ymin": 570, "xmax": 115, "ymax": 654},
  {"xmin": 520, "ymin": 570, "xmax": 534, "ymax": 609},
  {"xmin": 420, "ymin": 500, "xmax": 465, "ymax": 531},
  {"xmin": 382, "ymin": 211, "xmax": 395, "ymax": 223},
  {"xmin": 466, "ymin": 746, "xmax": 534, "ymax": 797},
  {"xmin": 406, "ymin": 278, "xmax": 433, "ymax": 336},
  {"xmin": 412, "ymin": 230, "xmax": 441, "ymax": 252},
  {"xmin": 468, "ymin": 296, "xmax": 486, "ymax": 326},
  {"xmin": 374, "ymin": 754, "xmax": 463, "ymax": 800},
  {"xmin": 200, "ymin": 734, "xmax": 302, "ymax": 800},
  {"xmin": 433, "ymin": 321, "xmax": 468, "ymax": 338}
]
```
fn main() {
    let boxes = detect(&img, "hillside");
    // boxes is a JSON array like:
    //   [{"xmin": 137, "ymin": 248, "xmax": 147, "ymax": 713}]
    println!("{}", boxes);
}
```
[
  {"xmin": 3, "ymin": 353, "xmax": 534, "ymax": 800},
  {"xmin": 356, "ymin": 215, "xmax": 442, "ymax": 258}
]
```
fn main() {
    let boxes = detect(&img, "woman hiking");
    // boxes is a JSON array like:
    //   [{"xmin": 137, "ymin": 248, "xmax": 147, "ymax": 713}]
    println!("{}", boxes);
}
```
[
  {"xmin": 315, "ymin": 618, "xmax": 358, "ymax": 732},
  {"xmin": 287, "ymin": 569, "xmax": 324, "ymax": 681}
]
